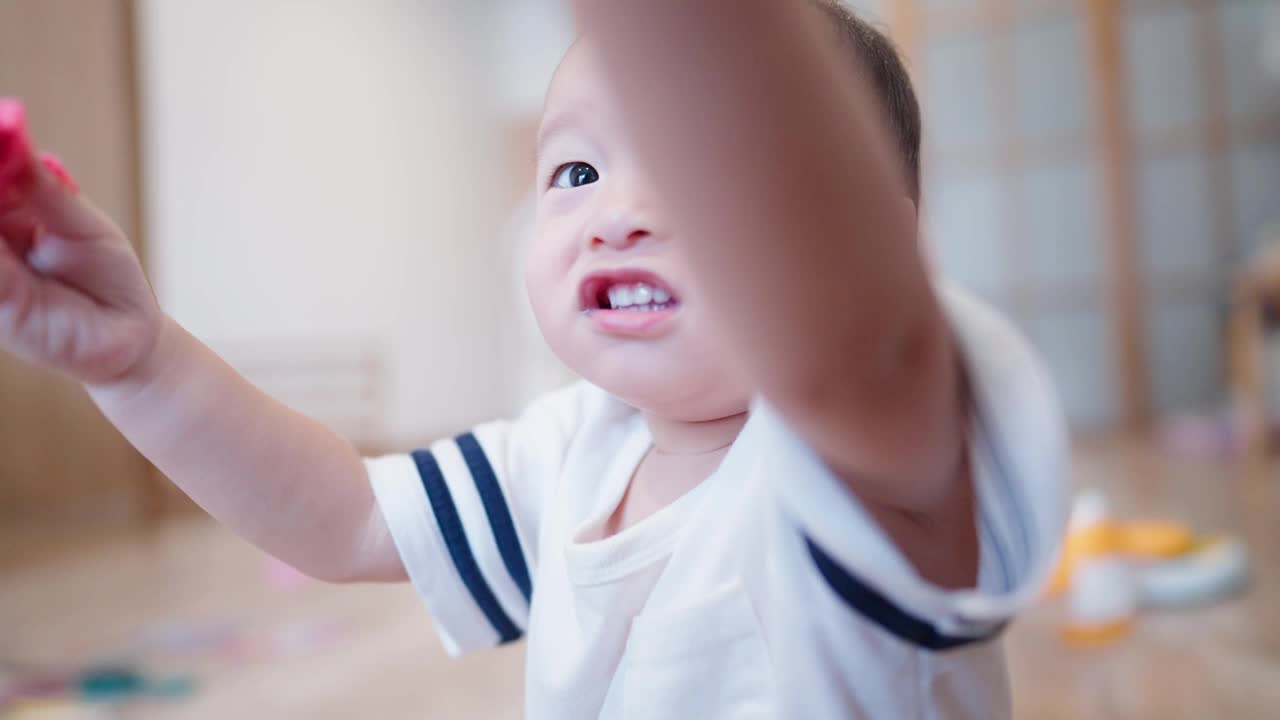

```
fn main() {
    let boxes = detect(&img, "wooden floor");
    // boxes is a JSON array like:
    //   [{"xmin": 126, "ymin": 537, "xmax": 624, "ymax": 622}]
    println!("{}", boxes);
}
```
[{"xmin": 1, "ymin": 438, "xmax": 1277, "ymax": 719}]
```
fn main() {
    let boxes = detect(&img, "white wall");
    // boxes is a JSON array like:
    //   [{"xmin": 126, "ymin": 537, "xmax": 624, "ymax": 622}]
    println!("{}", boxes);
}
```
[
  {"xmin": 486, "ymin": 0, "xmax": 580, "ymax": 407},
  {"xmin": 136, "ymin": 0, "xmax": 522, "ymax": 445},
  {"xmin": 488, "ymin": 0, "xmax": 575, "ymax": 118}
]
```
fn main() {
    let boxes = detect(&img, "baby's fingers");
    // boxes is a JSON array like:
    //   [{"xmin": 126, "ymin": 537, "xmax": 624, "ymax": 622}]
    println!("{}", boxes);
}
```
[
  {"xmin": 0, "ymin": 209, "xmax": 39, "ymax": 259},
  {"xmin": 0, "ymin": 235, "xmax": 38, "ymax": 334},
  {"xmin": 0, "ymin": 98, "xmax": 122, "ymax": 241}
]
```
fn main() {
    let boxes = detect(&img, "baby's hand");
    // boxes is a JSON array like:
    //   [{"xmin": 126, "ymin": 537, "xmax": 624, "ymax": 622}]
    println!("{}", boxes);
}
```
[{"xmin": 0, "ymin": 98, "xmax": 162, "ymax": 385}]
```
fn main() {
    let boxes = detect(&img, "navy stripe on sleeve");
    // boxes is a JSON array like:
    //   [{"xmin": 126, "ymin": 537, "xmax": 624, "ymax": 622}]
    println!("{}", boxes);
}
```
[
  {"xmin": 455, "ymin": 432, "xmax": 533, "ymax": 605},
  {"xmin": 411, "ymin": 449, "xmax": 523, "ymax": 644},
  {"xmin": 806, "ymin": 537, "xmax": 1006, "ymax": 651}
]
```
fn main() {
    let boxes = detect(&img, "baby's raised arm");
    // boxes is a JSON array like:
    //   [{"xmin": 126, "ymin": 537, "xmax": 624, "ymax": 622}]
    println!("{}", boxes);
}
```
[
  {"xmin": 0, "ymin": 100, "xmax": 402, "ymax": 582},
  {"xmin": 571, "ymin": 2, "xmax": 973, "ymax": 583}
]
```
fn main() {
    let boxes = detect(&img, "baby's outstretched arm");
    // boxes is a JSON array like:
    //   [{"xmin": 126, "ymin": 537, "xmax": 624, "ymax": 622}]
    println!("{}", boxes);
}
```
[
  {"xmin": 0, "ymin": 101, "xmax": 401, "ymax": 582},
  {"xmin": 574, "ymin": 3, "xmax": 967, "ymax": 555}
]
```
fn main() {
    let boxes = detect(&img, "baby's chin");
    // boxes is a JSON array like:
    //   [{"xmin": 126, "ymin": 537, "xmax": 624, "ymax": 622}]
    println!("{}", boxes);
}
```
[{"xmin": 566, "ymin": 351, "xmax": 751, "ymax": 421}]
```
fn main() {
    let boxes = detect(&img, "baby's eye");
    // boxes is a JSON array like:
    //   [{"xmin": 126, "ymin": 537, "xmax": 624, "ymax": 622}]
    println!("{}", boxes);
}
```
[{"xmin": 550, "ymin": 162, "xmax": 600, "ymax": 189}]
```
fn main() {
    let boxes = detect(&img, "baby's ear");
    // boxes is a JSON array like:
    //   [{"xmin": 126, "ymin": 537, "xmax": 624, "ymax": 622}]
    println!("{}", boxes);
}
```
[
  {"xmin": 893, "ymin": 193, "xmax": 919, "ymax": 228},
  {"xmin": 891, "ymin": 193, "xmax": 922, "ymax": 247}
]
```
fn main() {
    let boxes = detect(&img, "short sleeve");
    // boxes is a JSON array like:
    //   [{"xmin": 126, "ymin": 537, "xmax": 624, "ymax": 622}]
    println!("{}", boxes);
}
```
[
  {"xmin": 760, "ymin": 285, "xmax": 1069, "ymax": 649},
  {"xmin": 365, "ymin": 382, "xmax": 586, "ymax": 656}
]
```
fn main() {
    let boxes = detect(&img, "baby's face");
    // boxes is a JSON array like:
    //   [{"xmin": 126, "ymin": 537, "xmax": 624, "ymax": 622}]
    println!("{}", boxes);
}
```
[{"xmin": 526, "ymin": 40, "xmax": 751, "ymax": 420}]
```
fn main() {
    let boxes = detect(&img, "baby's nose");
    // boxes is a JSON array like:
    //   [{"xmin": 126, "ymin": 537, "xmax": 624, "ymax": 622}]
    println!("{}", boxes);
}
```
[{"xmin": 589, "ymin": 210, "xmax": 653, "ymax": 250}]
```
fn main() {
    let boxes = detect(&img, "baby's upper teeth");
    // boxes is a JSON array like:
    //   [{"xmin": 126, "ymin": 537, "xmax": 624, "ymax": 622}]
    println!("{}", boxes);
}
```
[
  {"xmin": 612, "ymin": 286, "xmax": 633, "ymax": 308},
  {"xmin": 608, "ymin": 282, "xmax": 670, "ymax": 309}
]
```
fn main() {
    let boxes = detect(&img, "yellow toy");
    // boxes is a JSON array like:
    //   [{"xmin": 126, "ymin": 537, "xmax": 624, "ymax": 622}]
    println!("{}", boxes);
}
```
[{"xmin": 1050, "ymin": 491, "xmax": 1248, "ymax": 648}]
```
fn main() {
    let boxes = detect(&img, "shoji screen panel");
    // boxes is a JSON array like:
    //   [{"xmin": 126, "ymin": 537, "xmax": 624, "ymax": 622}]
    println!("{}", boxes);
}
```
[
  {"xmin": 917, "ymin": 0, "xmax": 1120, "ymax": 429},
  {"xmin": 1127, "ymin": 1, "xmax": 1222, "ymax": 415},
  {"xmin": 1220, "ymin": 1, "xmax": 1280, "ymax": 263},
  {"xmin": 1126, "ymin": 0, "xmax": 1280, "ymax": 416}
]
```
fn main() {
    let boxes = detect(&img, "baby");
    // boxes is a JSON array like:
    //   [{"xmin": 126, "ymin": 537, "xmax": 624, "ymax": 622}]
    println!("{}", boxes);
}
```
[{"xmin": 0, "ymin": 2, "xmax": 1065, "ymax": 718}]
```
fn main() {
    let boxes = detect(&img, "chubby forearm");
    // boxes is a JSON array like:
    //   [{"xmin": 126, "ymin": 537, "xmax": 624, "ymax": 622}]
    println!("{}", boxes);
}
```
[
  {"xmin": 574, "ymin": 2, "xmax": 962, "ymax": 501},
  {"xmin": 86, "ymin": 317, "xmax": 401, "ymax": 582}
]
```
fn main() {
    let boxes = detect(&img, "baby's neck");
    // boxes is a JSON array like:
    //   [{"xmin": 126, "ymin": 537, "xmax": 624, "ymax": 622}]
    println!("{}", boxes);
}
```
[
  {"xmin": 643, "ymin": 411, "xmax": 749, "ymax": 456},
  {"xmin": 597, "ymin": 410, "xmax": 749, "ymax": 539}
]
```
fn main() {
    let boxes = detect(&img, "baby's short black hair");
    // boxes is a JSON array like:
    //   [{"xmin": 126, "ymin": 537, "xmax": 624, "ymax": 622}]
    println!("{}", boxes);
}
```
[{"xmin": 813, "ymin": 2, "xmax": 922, "ymax": 201}]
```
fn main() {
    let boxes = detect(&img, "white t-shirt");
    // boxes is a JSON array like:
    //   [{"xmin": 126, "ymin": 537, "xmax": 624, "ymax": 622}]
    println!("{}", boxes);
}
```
[{"xmin": 367, "ymin": 287, "xmax": 1067, "ymax": 719}]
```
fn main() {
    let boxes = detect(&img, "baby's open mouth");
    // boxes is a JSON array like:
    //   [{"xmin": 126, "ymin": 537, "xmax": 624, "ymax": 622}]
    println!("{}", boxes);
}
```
[{"xmin": 579, "ymin": 271, "xmax": 680, "ymax": 313}]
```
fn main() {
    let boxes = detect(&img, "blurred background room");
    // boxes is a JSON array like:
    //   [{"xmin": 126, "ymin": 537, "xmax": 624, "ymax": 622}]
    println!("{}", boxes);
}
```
[{"xmin": 1, "ymin": 0, "xmax": 1277, "ymax": 717}]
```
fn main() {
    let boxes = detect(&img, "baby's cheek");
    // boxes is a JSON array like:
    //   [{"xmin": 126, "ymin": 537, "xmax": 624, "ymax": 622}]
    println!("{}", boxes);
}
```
[
  {"xmin": 549, "ymin": 227, "xmax": 580, "ymax": 274},
  {"xmin": 524, "ymin": 259, "xmax": 556, "ymax": 318},
  {"xmin": 524, "ymin": 239, "xmax": 570, "ymax": 332},
  {"xmin": 529, "ymin": 211, "xmax": 580, "ymax": 269},
  {"xmin": 525, "ymin": 239, "xmax": 568, "ymax": 298}
]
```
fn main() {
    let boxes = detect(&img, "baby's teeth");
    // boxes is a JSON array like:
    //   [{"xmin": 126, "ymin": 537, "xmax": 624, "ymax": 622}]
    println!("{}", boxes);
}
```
[
  {"xmin": 604, "ymin": 282, "xmax": 671, "ymax": 310},
  {"xmin": 615, "ymin": 285, "xmax": 634, "ymax": 308}
]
